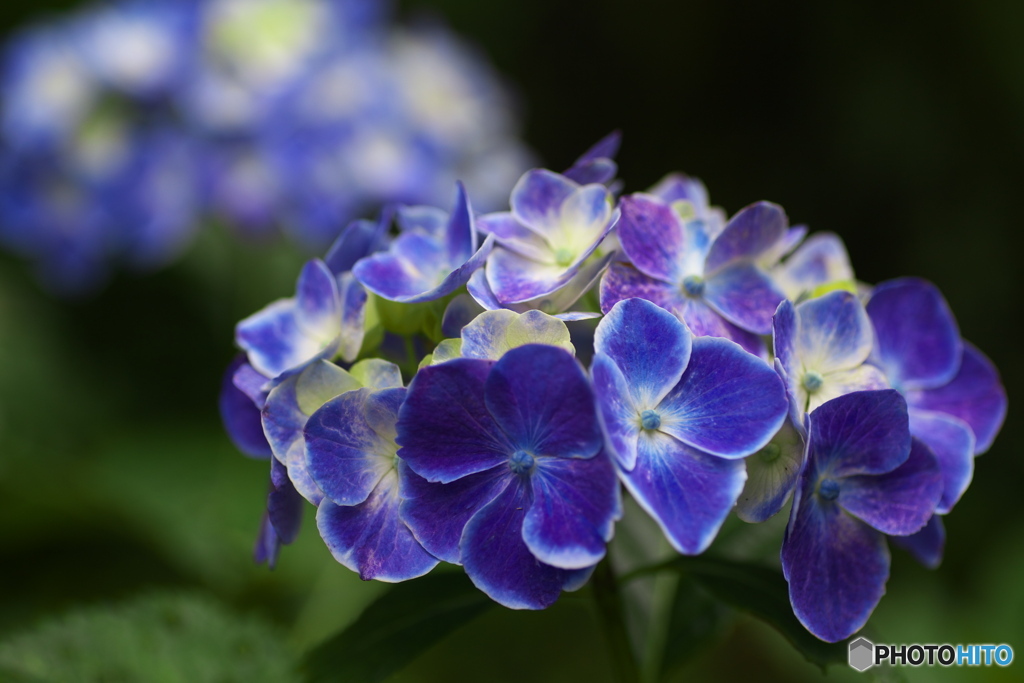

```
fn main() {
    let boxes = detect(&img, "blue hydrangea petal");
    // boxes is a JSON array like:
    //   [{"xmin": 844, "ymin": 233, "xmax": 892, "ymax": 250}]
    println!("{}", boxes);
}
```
[
  {"xmin": 461, "ymin": 478, "xmax": 582, "ymax": 609},
  {"xmin": 484, "ymin": 345, "xmax": 603, "ymax": 459},
  {"xmin": 773, "ymin": 300, "xmax": 803, "ymax": 426},
  {"xmin": 461, "ymin": 310, "xmax": 574, "ymax": 361},
  {"xmin": 237, "ymin": 259, "xmax": 341, "ymax": 378},
  {"xmin": 649, "ymin": 173, "xmax": 710, "ymax": 208},
  {"xmin": 338, "ymin": 273, "xmax": 368, "ymax": 363},
  {"xmin": 807, "ymin": 390, "xmax": 911, "ymax": 478},
  {"xmin": 703, "ymin": 261, "xmax": 786, "ymax": 335},
  {"xmin": 397, "ymin": 205, "xmax": 448, "ymax": 237},
  {"xmin": 305, "ymin": 388, "xmax": 401, "ymax": 506},
  {"xmin": 736, "ymin": 420, "xmax": 805, "ymax": 523},
  {"xmin": 522, "ymin": 451, "xmax": 620, "ymax": 569},
  {"xmin": 231, "ymin": 360, "xmax": 272, "ymax": 408},
  {"xmin": 839, "ymin": 439, "xmax": 943, "ymax": 536},
  {"xmin": 467, "ymin": 268, "xmax": 504, "ymax": 311},
  {"xmin": 890, "ymin": 514, "xmax": 945, "ymax": 569},
  {"xmin": 807, "ymin": 365, "xmax": 890, "ymax": 415},
  {"xmin": 760, "ymin": 226, "xmax": 808, "ymax": 267},
  {"xmin": 564, "ymin": 130, "xmax": 621, "ymax": 185},
  {"xmin": 704, "ymin": 201, "xmax": 788, "ymax": 274},
  {"xmin": 510, "ymin": 169, "xmax": 579, "ymax": 234},
  {"xmin": 866, "ymin": 278, "xmax": 962, "ymax": 391},
  {"xmin": 908, "ymin": 410, "xmax": 974, "ymax": 515},
  {"xmin": 781, "ymin": 485, "xmax": 889, "ymax": 643},
  {"xmin": 676, "ymin": 297, "xmax": 768, "ymax": 358},
  {"xmin": 444, "ymin": 182, "xmax": 476, "ymax": 265},
  {"xmin": 622, "ymin": 430, "xmax": 746, "ymax": 555},
  {"xmin": 904, "ymin": 342, "xmax": 1007, "ymax": 454},
  {"xmin": 254, "ymin": 511, "xmax": 283, "ymax": 569},
  {"xmin": 219, "ymin": 355, "xmax": 273, "ymax": 459},
  {"xmin": 268, "ymin": 456, "xmax": 304, "ymax": 545},
  {"xmin": 658, "ymin": 337, "xmax": 788, "ymax": 458},
  {"xmin": 600, "ymin": 262, "xmax": 682, "ymax": 314},
  {"xmin": 353, "ymin": 232, "xmax": 445, "ymax": 300},
  {"xmin": 396, "ymin": 358, "xmax": 513, "ymax": 483},
  {"xmin": 553, "ymin": 184, "xmax": 616, "ymax": 252},
  {"xmin": 317, "ymin": 471, "xmax": 439, "ymax": 582},
  {"xmin": 324, "ymin": 210, "xmax": 391, "ymax": 275},
  {"xmin": 773, "ymin": 232, "xmax": 853, "ymax": 300},
  {"xmin": 616, "ymin": 194, "xmax": 686, "ymax": 284},
  {"xmin": 594, "ymin": 297, "xmax": 692, "ymax": 409},
  {"xmin": 399, "ymin": 462, "xmax": 511, "ymax": 564},
  {"xmin": 477, "ymin": 212, "xmax": 553, "ymax": 263},
  {"xmin": 591, "ymin": 353, "xmax": 642, "ymax": 471},
  {"xmin": 349, "ymin": 358, "xmax": 404, "ymax": 390},
  {"xmin": 793, "ymin": 291, "xmax": 874, "ymax": 375}
]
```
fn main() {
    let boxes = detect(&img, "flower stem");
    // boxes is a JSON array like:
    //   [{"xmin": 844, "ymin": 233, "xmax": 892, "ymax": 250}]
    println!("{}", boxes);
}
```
[{"xmin": 592, "ymin": 558, "xmax": 641, "ymax": 683}]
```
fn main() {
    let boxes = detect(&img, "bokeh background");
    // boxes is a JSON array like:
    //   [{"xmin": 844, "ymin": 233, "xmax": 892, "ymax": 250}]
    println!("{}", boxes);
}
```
[{"xmin": 1, "ymin": 0, "xmax": 1022, "ymax": 681}]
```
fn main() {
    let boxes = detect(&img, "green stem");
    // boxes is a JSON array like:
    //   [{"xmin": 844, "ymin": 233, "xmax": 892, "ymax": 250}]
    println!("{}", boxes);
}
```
[{"xmin": 591, "ymin": 559, "xmax": 641, "ymax": 683}]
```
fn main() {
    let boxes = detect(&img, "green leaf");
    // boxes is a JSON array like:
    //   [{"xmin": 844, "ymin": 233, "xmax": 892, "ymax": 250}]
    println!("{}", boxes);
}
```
[
  {"xmin": 303, "ymin": 570, "xmax": 493, "ymax": 683},
  {"xmin": 662, "ymin": 556, "xmax": 847, "ymax": 671},
  {"xmin": 657, "ymin": 577, "xmax": 734, "ymax": 680}
]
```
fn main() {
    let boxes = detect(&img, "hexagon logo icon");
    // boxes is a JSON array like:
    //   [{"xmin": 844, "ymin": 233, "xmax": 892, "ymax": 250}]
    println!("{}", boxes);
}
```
[{"xmin": 849, "ymin": 637, "xmax": 875, "ymax": 672}]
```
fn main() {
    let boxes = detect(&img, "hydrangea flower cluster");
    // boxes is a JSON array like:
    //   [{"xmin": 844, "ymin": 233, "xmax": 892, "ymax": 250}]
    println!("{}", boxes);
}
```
[
  {"xmin": 220, "ymin": 133, "xmax": 1006, "ymax": 643},
  {"xmin": 0, "ymin": 0, "xmax": 531, "ymax": 294}
]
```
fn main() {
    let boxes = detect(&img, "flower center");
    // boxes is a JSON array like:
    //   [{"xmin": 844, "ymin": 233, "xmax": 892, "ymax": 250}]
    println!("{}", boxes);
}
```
[
  {"xmin": 758, "ymin": 443, "xmax": 781, "ymax": 464},
  {"xmin": 509, "ymin": 449, "xmax": 536, "ymax": 475},
  {"xmin": 682, "ymin": 275, "xmax": 705, "ymax": 298},
  {"xmin": 640, "ymin": 409, "xmax": 661, "ymax": 431},
  {"xmin": 554, "ymin": 247, "xmax": 575, "ymax": 268},
  {"xmin": 817, "ymin": 478, "xmax": 840, "ymax": 501},
  {"xmin": 802, "ymin": 371, "xmax": 824, "ymax": 394}
]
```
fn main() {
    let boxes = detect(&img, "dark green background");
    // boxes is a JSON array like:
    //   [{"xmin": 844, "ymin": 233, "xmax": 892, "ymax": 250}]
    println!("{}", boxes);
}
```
[{"xmin": 0, "ymin": 1, "xmax": 1021, "ymax": 681}]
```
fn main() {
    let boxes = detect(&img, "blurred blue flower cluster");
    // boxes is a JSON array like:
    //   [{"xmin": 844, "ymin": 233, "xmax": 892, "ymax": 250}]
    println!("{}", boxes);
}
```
[
  {"xmin": 221, "ymin": 133, "xmax": 1006, "ymax": 644},
  {"xmin": 0, "ymin": 0, "xmax": 532, "ymax": 294}
]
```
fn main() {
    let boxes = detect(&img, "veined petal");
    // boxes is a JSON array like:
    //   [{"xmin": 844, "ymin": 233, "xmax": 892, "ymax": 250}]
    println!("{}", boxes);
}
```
[
  {"xmin": 484, "ymin": 345, "xmax": 603, "ymax": 459},
  {"xmin": 807, "ymin": 390, "xmax": 911, "ymax": 478},
  {"xmin": 674, "ymin": 297, "xmax": 768, "ymax": 358},
  {"xmin": 866, "ymin": 278, "xmax": 961, "ymax": 391},
  {"xmin": 485, "ymin": 246, "xmax": 571, "ymax": 304},
  {"xmin": 510, "ymin": 169, "xmax": 578, "ymax": 235},
  {"xmin": 324, "ymin": 210, "xmax": 391, "ymax": 275},
  {"xmin": 621, "ymin": 430, "xmax": 746, "ymax": 555},
  {"xmin": 467, "ymin": 267, "xmax": 504, "ymax": 311},
  {"xmin": 705, "ymin": 201, "xmax": 787, "ymax": 274},
  {"xmin": 890, "ymin": 514, "xmax": 945, "ymax": 569},
  {"xmin": 551, "ymin": 183, "xmax": 615, "ymax": 254},
  {"xmin": 461, "ymin": 309, "xmax": 573, "ymax": 361},
  {"xmin": 599, "ymin": 262, "xmax": 684, "ymax": 315},
  {"xmin": 297, "ymin": 258, "xmax": 342, "ymax": 330},
  {"xmin": 839, "ymin": 438, "xmax": 942, "ymax": 536},
  {"xmin": 594, "ymin": 297, "xmax": 692, "ymax": 409},
  {"xmin": 773, "ymin": 300, "xmax": 803, "ymax": 424},
  {"xmin": 502, "ymin": 251, "xmax": 615, "ymax": 318},
  {"xmin": 352, "ymin": 233, "xmax": 443, "ymax": 301},
  {"xmin": 523, "ymin": 452, "xmax": 620, "ymax": 569},
  {"xmin": 477, "ymin": 212, "xmax": 552, "ymax": 263},
  {"xmin": 317, "ymin": 471, "xmax": 439, "ymax": 582},
  {"xmin": 616, "ymin": 194, "xmax": 685, "ymax": 284},
  {"xmin": 461, "ymin": 478, "xmax": 584, "ymax": 609},
  {"xmin": 396, "ymin": 358, "xmax": 513, "ymax": 483},
  {"xmin": 793, "ymin": 290, "xmax": 874, "ymax": 375},
  {"xmin": 591, "ymin": 353, "xmax": 642, "ymax": 471},
  {"xmin": 337, "ymin": 273, "xmax": 368, "ymax": 363},
  {"xmin": 904, "ymin": 342, "xmax": 1006, "ymax": 454},
  {"xmin": 781, "ymin": 485, "xmax": 889, "ymax": 643},
  {"xmin": 773, "ymin": 232, "xmax": 853, "ymax": 301},
  {"xmin": 807, "ymin": 364, "xmax": 890, "ymax": 415},
  {"xmin": 658, "ymin": 337, "xmax": 787, "ymax": 458},
  {"xmin": 736, "ymin": 420, "xmax": 805, "ymax": 523},
  {"xmin": 399, "ymin": 462, "xmax": 511, "ymax": 564},
  {"xmin": 703, "ymin": 261, "xmax": 785, "ymax": 335},
  {"xmin": 908, "ymin": 410, "xmax": 974, "ymax": 514},
  {"xmin": 305, "ymin": 388, "xmax": 400, "ymax": 506},
  {"xmin": 349, "ymin": 358, "xmax": 403, "ymax": 390}
]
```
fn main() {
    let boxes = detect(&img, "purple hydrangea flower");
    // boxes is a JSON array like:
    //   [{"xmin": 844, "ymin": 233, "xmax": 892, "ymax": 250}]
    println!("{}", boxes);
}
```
[
  {"xmin": 396, "ymin": 344, "xmax": 620, "ymax": 609},
  {"xmin": 353, "ymin": 183, "xmax": 495, "ymax": 303},
  {"xmin": 773, "ymin": 290, "xmax": 889, "ymax": 428},
  {"xmin": 600, "ymin": 194, "xmax": 789, "ymax": 356},
  {"xmin": 771, "ymin": 232, "xmax": 854, "ymax": 302},
  {"xmin": 305, "ymin": 386, "xmax": 439, "ymax": 582},
  {"xmin": 591, "ymin": 298, "xmax": 788, "ymax": 553},
  {"xmin": 866, "ymin": 278, "xmax": 1007, "ymax": 516},
  {"xmin": 479, "ymin": 169, "xmax": 619, "ymax": 305},
  {"xmin": 781, "ymin": 390, "xmax": 942, "ymax": 642}
]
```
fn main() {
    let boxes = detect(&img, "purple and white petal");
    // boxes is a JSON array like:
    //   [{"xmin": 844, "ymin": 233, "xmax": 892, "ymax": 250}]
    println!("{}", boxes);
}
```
[
  {"xmin": 232, "ymin": 361, "xmax": 272, "ymax": 409},
  {"xmin": 444, "ymin": 181, "xmax": 476, "ymax": 265},
  {"xmin": 773, "ymin": 232, "xmax": 853, "ymax": 301},
  {"xmin": 615, "ymin": 194, "xmax": 685, "ymax": 284},
  {"xmin": 807, "ymin": 390, "xmax": 911, "ymax": 478},
  {"xmin": 522, "ymin": 451, "xmax": 619, "ymax": 569},
  {"xmin": 547, "ymin": 184, "xmax": 615, "ymax": 256},
  {"xmin": 808, "ymin": 365, "xmax": 890, "ymax": 415},
  {"xmin": 219, "ymin": 355, "xmax": 272, "ymax": 459},
  {"xmin": 839, "ymin": 439, "xmax": 943, "ymax": 536},
  {"xmin": 324, "ymin": 210, "xmax": 391, "ymax": 275},
  {"xmin": 773, "ymin": 300, "xmax": 803, "ymax": 424},
  {"xmin": 317, "ymin": 471, "xmax": 439, "ymax": 582},
  {"xmin": 781, "ymin": 487, "xmax": 889, "ymax": 643},
  {"xmin": 890, "ymin": 515, "xmax": 945, "ymax": 569},
  {"xmin": 268, "ymin": 456, "xmax": 304, "ymax": 545},
  {"xmin": 468, "ymin": 268, "xmax": 504, "ymax": 311},
  {"xmin": 349, "ymin": 358, "xmax": 404, "ymax": 390},
  {"xmin": 253, "ymin": 511, "xmax": 283, "ymax": 569},
  {"xmin": 461, "ymin": 309, "xmax": 573, "ymax": 361},
  {"xmin": 397, "ymin": 358, "xmax": 513, "ymax": 482},
  {"xmin": 397, "ymin": 205, "xmax": 447, "ymax": 237},
  {"xmin": 337, "ymin": 273, "xmax": 368, "ymax": 363},
  {"xmin": 477, "ymin": 212, "xmax": 553, "ymax": 263},
  {"xmin": 591, "ymin": 353, "xmax": 642, "ymax": 471},
  {"xmin": 649, "ymin": 173, "xmax": 710, "ymax": 208},
  {"xmin": 461, "ymin": 478, "xmax": 581, "ymax": 609},
  {"xmin": 793, "ymin": 291, "xmax": 874, "ymax": 375},
  {"xmin": 674, "ymin": 297, "xmax": 767, "ymax": 358},
  {"xmin": 759, "ymin": 225, "xmax": 808, "ymax": 268},
  {"xmin": 657, "ymin": 337, "xmax": 788, "ymax": 458},
  {"xmin": 594, "ymin": 297, "xmax": 692, "ymax": 408},
  {"xmin": 506, "ymin": 251, "xmax": 614, "ymax": 318},
  {"xmin": 510, "ymin": 169, "xmax": 579, "ymax": 234},
  {"xmin": 908, "ymin": 410, "xmax": 974, "ymax": 514},
  {"xmin": 704, "ymin": 202, "xmax": 788, "ymax": 274},
  {"xmin": 564, "ymin": 130, "xmax": 621, "ymax": 185},
  {"xmin": 866, "ymin": 278, "xmax": 962, "ymax": 391},
  {"xmin": 486, "ymin": 245, "xmax": 581, "ymax": 304},
  {"xmin": 599, "ymin": 262, "xmax": 684, "ymax": 315},
  {"xmin": 484, "ymin": 345, "xmax": 603, "ymax": 459},
  {"xmin": 352, "ymin": 232, "xmax": 445, "ymax": 301},
  {"xmin": 621, "ymin": 430, "xmax": 746, "ymax": 555},
  {"xmin": 736, "ymin": 421, "xmax": 805, "ymax": 523},
  {"xmin": 703, "ymin": 261, "xmax": 786, "ymax": 335},
  {"xmin": 305, "ymin": 388, "xmax": 398, "ymax": 506},
  {"xmin": 904, "ymin": 342, "xmax": 1006, "ymax": 454},
  {"xmin": 399, "ymin": 462, "xmax": 511, "ymax": 564}
]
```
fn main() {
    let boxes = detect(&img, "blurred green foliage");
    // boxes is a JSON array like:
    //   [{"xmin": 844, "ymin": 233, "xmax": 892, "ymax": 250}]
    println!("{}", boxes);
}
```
[{"xmin": 1, "ymin": 1, "xmax": 1023, "ymax": 682}]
